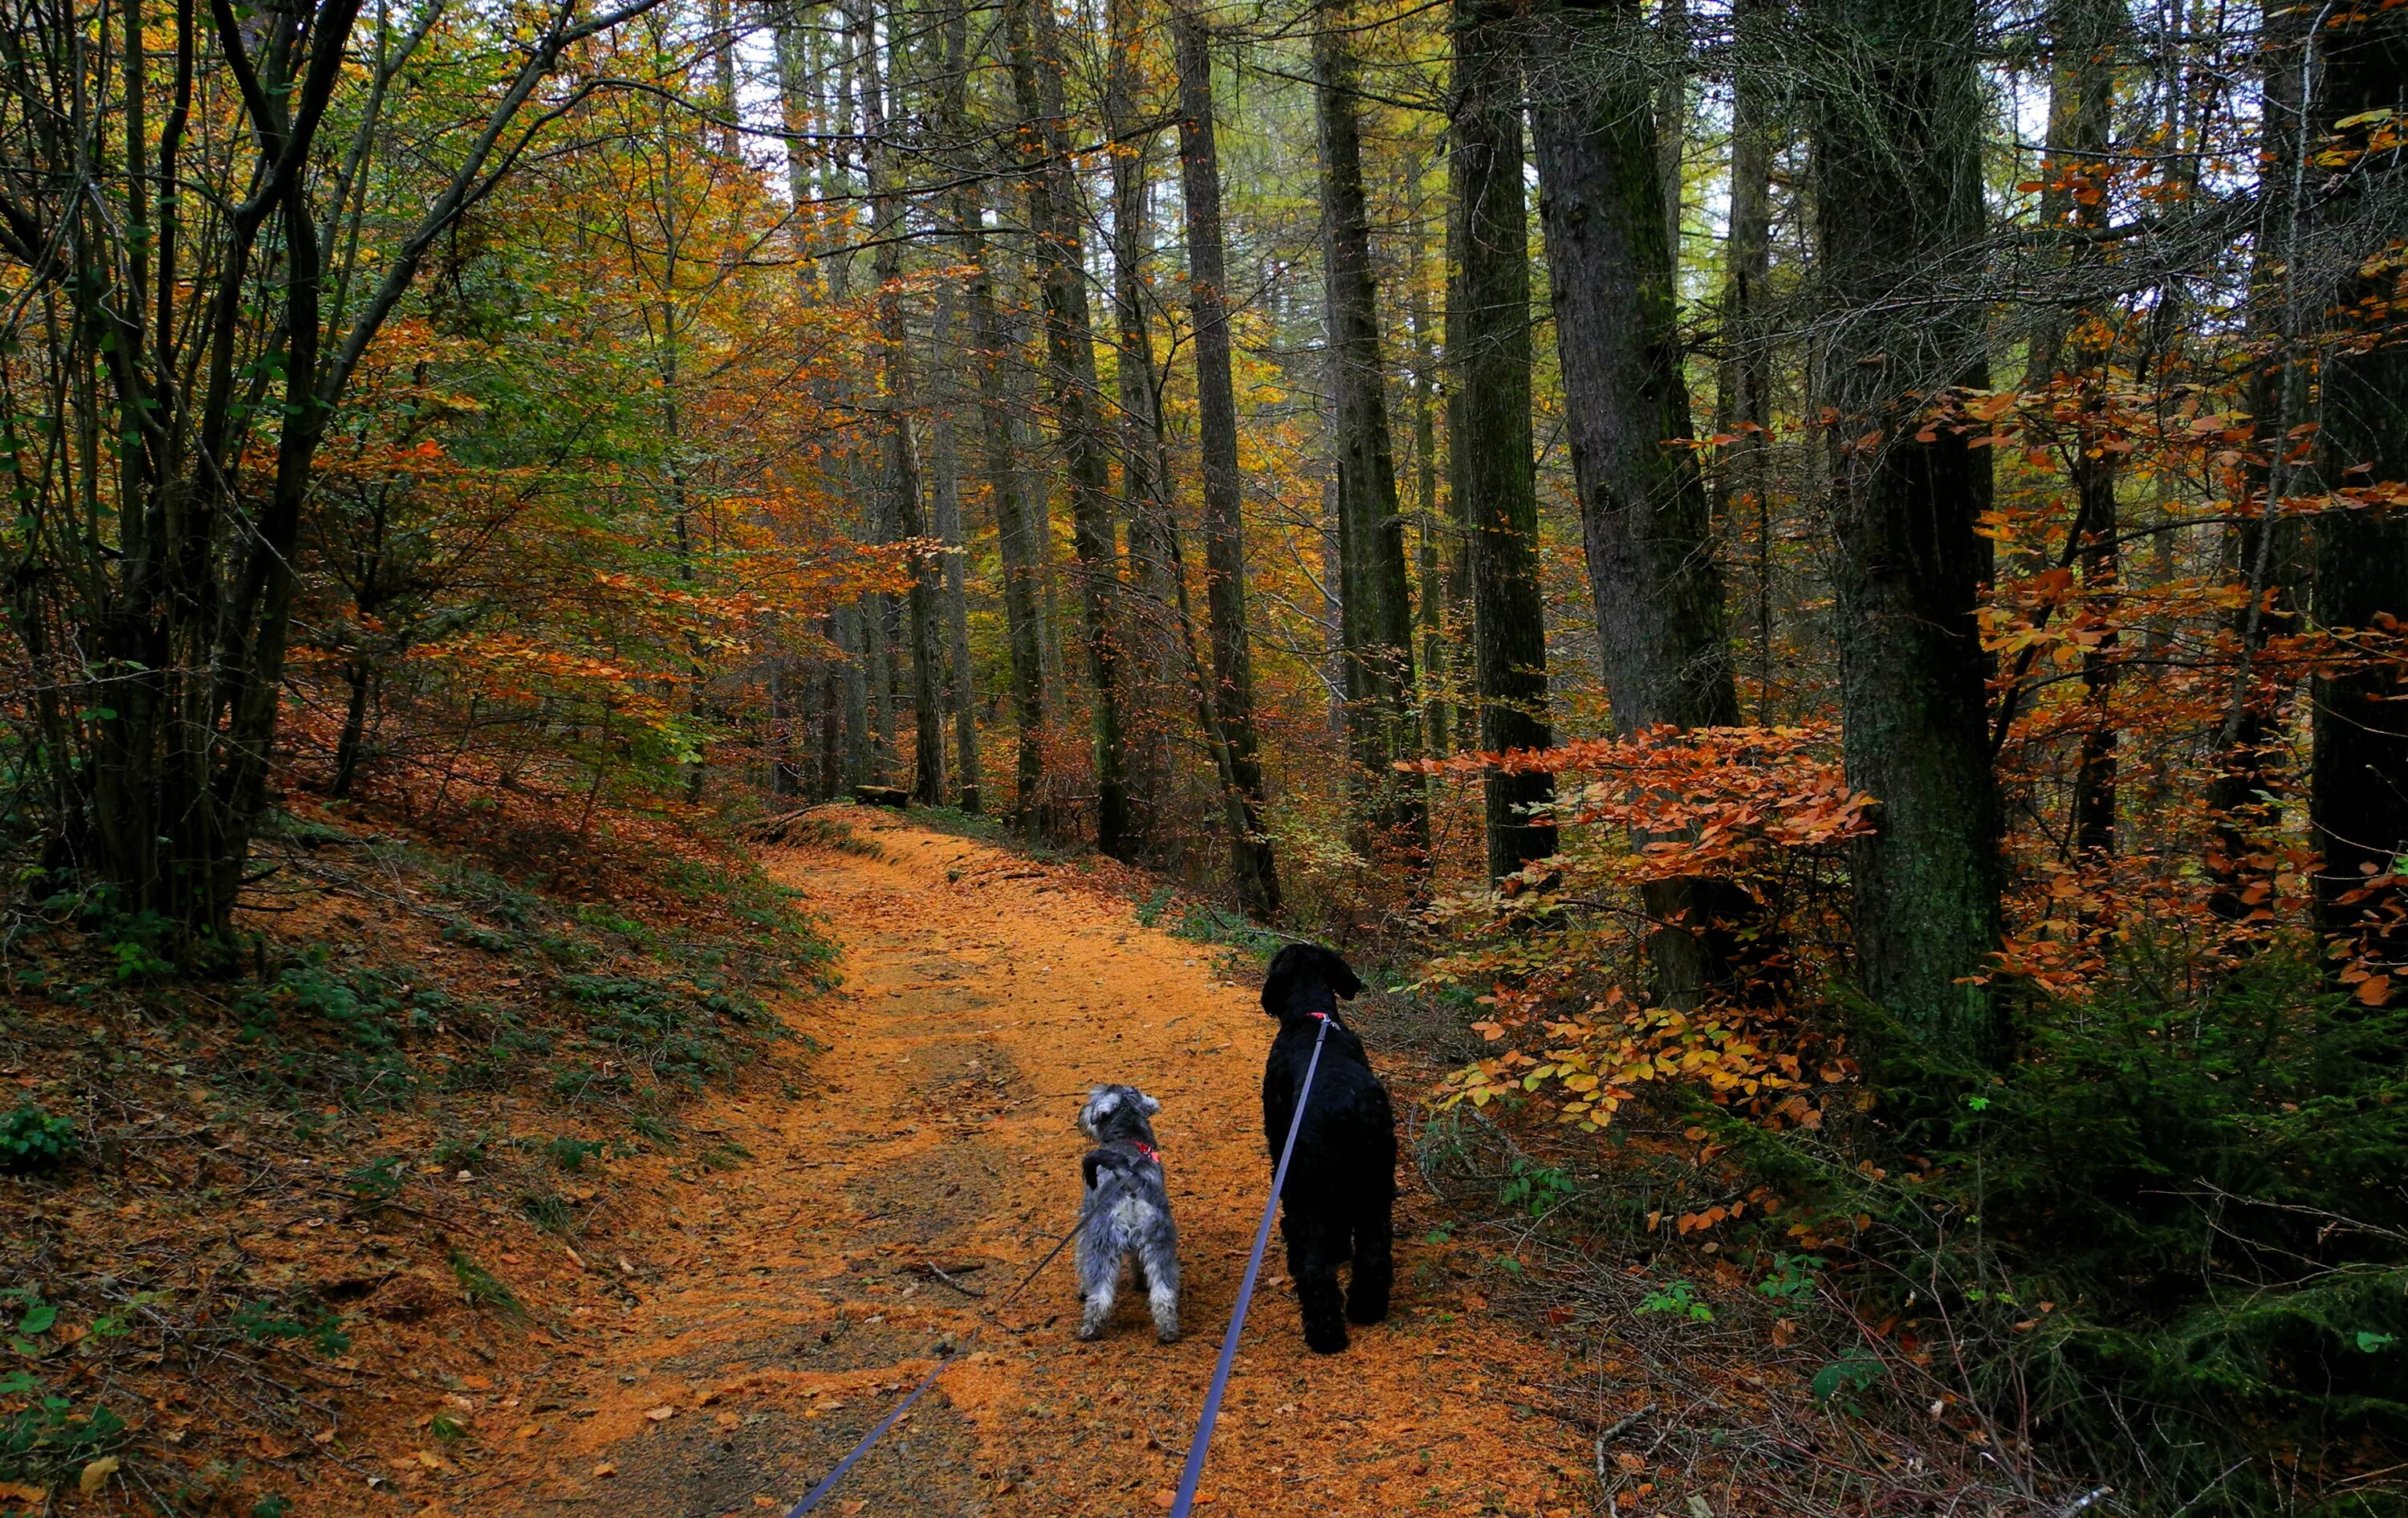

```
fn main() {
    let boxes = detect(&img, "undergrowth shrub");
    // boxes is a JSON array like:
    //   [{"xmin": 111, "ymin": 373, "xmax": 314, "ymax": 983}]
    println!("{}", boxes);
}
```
[
  {"xmin": 1710, "ymin": 942, "xmax": 2408, "ymax": 1515},
  {"xmin": 0, "ymin": 1372, "xmax": 127, "ymax": 1487},
  {"xmin": 0, "ymin": 1102, "xmax": 76, "ymax": 1174}
]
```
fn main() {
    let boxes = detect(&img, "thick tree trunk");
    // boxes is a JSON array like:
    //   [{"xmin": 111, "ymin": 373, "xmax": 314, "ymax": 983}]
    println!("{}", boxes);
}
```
[
  {"xmin": 1528, "ymin": 0, "xmax": 1744, "ymax": 1005},
  {"xmin": 1172, "ymin": 0, "xmax": 1283, "ymax": 918},
  {"xmin": 1812, "ymin": 0, "xmax": 2005, "ymax": 1065},
  {"xmin": 1450, "ymin": 0, "xmax": 1556, "ymax": 880},
  {"xmin": 1005, "ymin": 0, "xmax": 1134, "ymax": 858},
  {"xmin": 1315, "ymin": 3, "xmax": 1428, "ymax": 864},
  {"xmin": 2308, "ymin": 4, "xmax": 2408, "ymax": 991}
]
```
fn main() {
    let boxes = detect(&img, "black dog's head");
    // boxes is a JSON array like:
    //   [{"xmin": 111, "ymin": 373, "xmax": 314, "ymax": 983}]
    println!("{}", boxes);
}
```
[{"xmin": 1261, "ymin": 942, "xmax": 1362, "ymax": 1024}]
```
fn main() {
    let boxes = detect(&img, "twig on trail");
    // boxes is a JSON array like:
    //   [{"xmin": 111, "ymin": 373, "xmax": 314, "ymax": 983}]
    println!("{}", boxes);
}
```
[
  {"xmin": 1600, "ymin": 1403, "xmax": 1656, "ymax": 1443},
  {"xmin": 905, "ymin": 1260, "xmax": 990, "ymax": 1296}
]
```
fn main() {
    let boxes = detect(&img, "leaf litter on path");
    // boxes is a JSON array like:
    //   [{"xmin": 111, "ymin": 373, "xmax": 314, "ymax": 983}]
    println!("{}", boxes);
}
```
[{"xmin": 419, "ymin": 813, "xmax": 1592, "ymax": 1517}]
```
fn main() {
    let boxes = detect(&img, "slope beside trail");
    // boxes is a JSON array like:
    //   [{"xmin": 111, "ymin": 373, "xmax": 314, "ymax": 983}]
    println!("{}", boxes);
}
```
[{"xmin": 445, "ymin": 812, "xmax": 1594, "ymax": 1517}]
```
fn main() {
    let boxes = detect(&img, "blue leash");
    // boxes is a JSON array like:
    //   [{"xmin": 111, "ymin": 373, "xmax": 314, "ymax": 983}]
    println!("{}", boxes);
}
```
[
  {"xmin": 1169, "ymin": 1009, "xmax": 1332, "ymax": 1518},
  {"xmin": 782, "ymin": 1203, "xmax": 1091, "ymax": 1516}
]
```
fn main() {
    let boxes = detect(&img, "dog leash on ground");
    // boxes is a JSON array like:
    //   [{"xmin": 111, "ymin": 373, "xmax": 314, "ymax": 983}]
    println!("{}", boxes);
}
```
[
  {"xmin": 1167, "ymin": 1007, "xmax": 1333, "ymax": 1518},
  {"xmin": 780, "ymin": 1199, "xmax": 1095, "ymax": 1517}
]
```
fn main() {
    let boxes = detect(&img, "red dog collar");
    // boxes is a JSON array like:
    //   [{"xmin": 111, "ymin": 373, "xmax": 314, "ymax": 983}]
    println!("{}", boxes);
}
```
[{"xmin": 1134, "ymin": 1142, "xmax": 1161, "ymax": 1165}]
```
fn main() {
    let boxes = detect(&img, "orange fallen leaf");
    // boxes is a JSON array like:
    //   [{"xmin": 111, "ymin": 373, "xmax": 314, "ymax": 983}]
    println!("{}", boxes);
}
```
[
  {"xmin": 645, "ymin": 1405, "xmax": 676, "ymax": 1422},
  {"xmin": 592, "ymin": 1463, "xmax": 618, "ymax": 1478}
]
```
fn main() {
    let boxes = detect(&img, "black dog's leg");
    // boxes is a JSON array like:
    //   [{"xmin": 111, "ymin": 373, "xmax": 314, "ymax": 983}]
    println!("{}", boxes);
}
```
[
  {"xmin": 1344, "ymin": 1185, "xmax": 1393, "ymax": 1325},
  {"xmin": 1281, "ymin": 1205, "xmax": 1349, "ymax": 1353}
]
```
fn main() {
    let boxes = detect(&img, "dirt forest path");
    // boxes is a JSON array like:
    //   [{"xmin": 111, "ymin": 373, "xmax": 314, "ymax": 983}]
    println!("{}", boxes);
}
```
[{"xmin": 449, "ymin": 812, "xmax": 1595, "ymax": 1517}]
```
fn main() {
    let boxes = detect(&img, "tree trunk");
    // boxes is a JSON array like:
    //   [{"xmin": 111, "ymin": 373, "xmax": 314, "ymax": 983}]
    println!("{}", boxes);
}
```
[
  {"xmin": 929, "ymin": 377, "xmax": 983, "ymax": 812},
  {"xmin": 2205, "ymin": 0, "xmax": 2312, "ymax": 921},
  {"xmin": 2308, "ymin": 2, "xmax": 2408, "ymax": 991},
  {"xmin": 1529, "ymin": 0, "xmax": 1745, "ymax": 1006},
  {"xmin": 860, "ymin": 0, "xmax": 946, "ymax": 806},
  {"xmin": 2037, "ymin": 0, "xmax": 2125, "ymax": 857},
  {"xmin": 935, "ymin": 0, "xmax": 1045, "ymax": 824},
  {"xmin": 1715, "ymin": 0, "xmax": 1776, "ymax": 722},
  {"xmin": 1172, "ymin": 0, "xmax": 1282, "ymax": 919},
  {"xmin": 332, "ymin": 663, "xmax": 376, "ymax": 800},
  {"xmin": 1005, "ymin": 0, "xmax": 1134, "ymax": 858},
  {"xmin": 1653, "ymin": 0, "xmax": 1686, "ymax": 261},
  {"xmin": 1404, "ymin": 154, "xmax": 1451, "ymax": 759},
  {"xmin": 1106, "ymin": 0, "xmax": 1174, "ymax": 858},
  {"xmin": 1315, "ymin": 1, "xmax": 1428, "ymax": 864},
  {"xmin": 1811, "ymin": 0, "xmax": 2005, "ymax": 1066},
  {"xmin": 1450, "ymin": 0, "xmax": 1556, "ymax": 879}
]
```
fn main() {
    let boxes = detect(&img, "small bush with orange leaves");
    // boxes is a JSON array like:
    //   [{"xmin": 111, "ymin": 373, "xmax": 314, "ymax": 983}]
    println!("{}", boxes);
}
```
[{"xmin": 1408, "ymin": 723, "xmax": 1871, "ymax": 1132}]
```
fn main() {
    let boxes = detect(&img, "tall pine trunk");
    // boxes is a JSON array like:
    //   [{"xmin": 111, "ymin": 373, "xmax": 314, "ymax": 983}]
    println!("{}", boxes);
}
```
[
  {"xmin": 938, "ymin": 0, "xmax": 1047, "ymax": 824},
  {"xmin": 1812, "ymin": 0, "xmax": 2005, "ymax": 1066},
  {"xmin": 862, "ymin": 0, "xmax": 946, "ymax": 804},
  {"xmin": 1106, "ymin": 0, "xmax": 1174, "ymax": 858},
  {"xmin": 1449, "ymin": 0, "xmax": 1556, "ymax": 879},
  {"xmin": 1005, "ymin": 0, "xmax": 1134, "ymax": 858},
  {"xmin": 1716, "ymin": 0, "xmax": 1776, "ymax": 721},
  {"xmin": 1315, "ymin": 0, "xmax": 1427, "ymax": 864},
  {"xmin": 1528, "ymin": 0, "xmax": 1743, "ymax": 1006},
  {"xmin": 1172, "ymin": 0, "xmax": 1283, "ymax": 918}
]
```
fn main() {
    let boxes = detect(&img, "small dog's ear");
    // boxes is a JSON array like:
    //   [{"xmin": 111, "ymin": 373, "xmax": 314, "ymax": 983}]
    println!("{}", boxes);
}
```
[{"xmin": 1139, "ymin": 1092, "xmax": 1161, "ymax": 1115}]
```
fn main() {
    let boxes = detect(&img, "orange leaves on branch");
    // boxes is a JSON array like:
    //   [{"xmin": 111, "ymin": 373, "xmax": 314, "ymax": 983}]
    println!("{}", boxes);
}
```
[
  {"xmin": 1418, "ymin": 725, "xmax": 1866, "ymax": 1132},
  {"xmin": 1411, "ymin": 722, "xmax": 1873, "ymax": 886}
]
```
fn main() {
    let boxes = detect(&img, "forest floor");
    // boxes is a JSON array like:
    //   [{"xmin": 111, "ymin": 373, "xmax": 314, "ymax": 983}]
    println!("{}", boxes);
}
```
[
  {"xmin": 431, "ymin": 810, "xmax": 1601, "ymax": 1517},
  {"xmin": 5, "ymin": 800, "xmax": 2043, "ymax": 1518}
]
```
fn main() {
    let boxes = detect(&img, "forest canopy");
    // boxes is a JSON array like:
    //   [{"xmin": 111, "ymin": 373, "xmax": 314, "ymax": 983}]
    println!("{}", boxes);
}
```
[{"xmin": 2, "ymin": 0, "xmax": 2405, "ymax": 1504}]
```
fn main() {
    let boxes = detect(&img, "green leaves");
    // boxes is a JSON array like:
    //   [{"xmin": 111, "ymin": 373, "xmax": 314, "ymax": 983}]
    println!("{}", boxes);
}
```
[
  {"xmin": 1810, "ymin": 1350, "xmax": 1882, "ymax": 1410},
  {"xmin": 1635, "ymin": 1280, "xmax": 1713, "ymax": 1322},
  {"xmin": 0, "ymin": 1105, "xmax": 76, "ymax": 1175},
  {"xmin": 6, "ymin": 1292, "xmax": 58, "ymax": 1357}
]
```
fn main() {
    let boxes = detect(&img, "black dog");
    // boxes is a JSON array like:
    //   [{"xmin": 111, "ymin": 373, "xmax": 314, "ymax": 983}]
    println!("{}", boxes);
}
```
[{"xmin": 1259, "ymin": 942, "xmax": 1395, "ymax": 1353}]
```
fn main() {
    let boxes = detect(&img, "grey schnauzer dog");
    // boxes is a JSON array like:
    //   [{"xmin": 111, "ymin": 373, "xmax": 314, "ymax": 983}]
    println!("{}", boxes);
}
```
[{"xmin": 1074, "ymin": 1084, "xmax": 1181, "ymax": 1343}]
